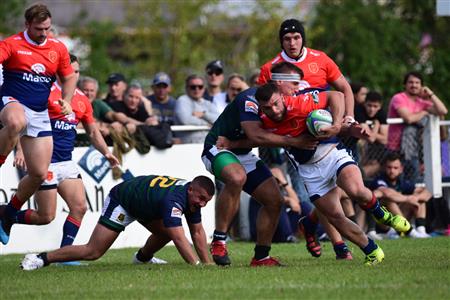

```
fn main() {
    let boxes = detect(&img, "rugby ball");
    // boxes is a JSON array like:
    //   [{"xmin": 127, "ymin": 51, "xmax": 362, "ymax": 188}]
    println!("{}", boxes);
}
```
[{"xmin": 306, "ymin": 109, "xmax": 333, "ymax": 137}]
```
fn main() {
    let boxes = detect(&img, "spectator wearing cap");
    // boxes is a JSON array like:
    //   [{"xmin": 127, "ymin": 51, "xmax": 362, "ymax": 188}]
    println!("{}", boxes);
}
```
[
  {"xmin": 175, "ymin": 74, "xmax": 220, "ymax": 143},
  {"xmin": 147, "ymin": 72, "xmax": 177, "ymax": 125},
  {"xmin": 212, "ymin": 73, "xmax": 249, "ymax": 113},
  {"xmin": 104, "ymin": 73, "xmax": 127, "ymax": 106},
  {"xmin": 204, "ymin": 60, "xmax": 224, "ymax": 101}
]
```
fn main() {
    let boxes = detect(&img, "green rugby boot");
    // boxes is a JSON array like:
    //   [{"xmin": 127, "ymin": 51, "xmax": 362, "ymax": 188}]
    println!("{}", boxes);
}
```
[
  {"xmin": 375, "ymin": 206, "xmax": 411, "ymax": 233},
  {"xmin": 364, "ymin": 246, "xmax": 385, "ymax": 266}
]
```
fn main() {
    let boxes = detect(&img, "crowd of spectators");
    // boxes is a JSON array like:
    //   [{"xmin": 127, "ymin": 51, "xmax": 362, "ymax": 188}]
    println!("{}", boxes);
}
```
[{"xmin": 71, "ymin": 59, "xmax": 448, "ymax": 239}]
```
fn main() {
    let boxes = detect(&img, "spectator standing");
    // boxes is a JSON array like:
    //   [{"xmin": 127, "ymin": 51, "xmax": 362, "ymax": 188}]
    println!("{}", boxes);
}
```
[
  {"xmin": 387, "ymin": 71, "xmax": 447, "ymax": 181},
  {"xmin": 147, "ymin": 72, "xmax": 176, "ymax": 125},
  {"xmin": 103, "ymin": 73, "xmax": 127, "ymax": 106},
  {"xmin": 204, "ymin": 60, "xmax": 224, "ymax": 101},
  {"xmin": 358, "ymin": 91, "xmax": 389, "ymax": 178},
  {"xmin": 175, "ymin": 75, "xmax": 220, "ymax": 143}
]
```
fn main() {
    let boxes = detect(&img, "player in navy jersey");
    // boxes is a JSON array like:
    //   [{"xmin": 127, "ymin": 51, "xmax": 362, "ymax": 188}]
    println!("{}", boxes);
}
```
[
  {"xmin": 20, "ymin": 175, "xmax": 215, "ymax": 270},
  {"xmin": 203, "ymin": 63, "xmax": 319, "ymax": 266},
  {"xmin": 0, "ymin": 4, "xmax": 77, "ymax": 244},
  {"xmin": 11, "ymin": 54, "xmax": 119, "ymax": 256}
]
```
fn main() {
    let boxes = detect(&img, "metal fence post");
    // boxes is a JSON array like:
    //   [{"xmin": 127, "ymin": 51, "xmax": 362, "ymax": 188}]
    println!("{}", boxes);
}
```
[{"xmin": 423, "ymin": 115, "xmax": 442, "ymax": 197}]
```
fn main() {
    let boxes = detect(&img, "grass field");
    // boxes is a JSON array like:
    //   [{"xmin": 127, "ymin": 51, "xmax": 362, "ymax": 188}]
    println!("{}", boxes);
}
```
[{"xmin": 1, "ymin": 237, "xmax": 449, "ymax": 299}]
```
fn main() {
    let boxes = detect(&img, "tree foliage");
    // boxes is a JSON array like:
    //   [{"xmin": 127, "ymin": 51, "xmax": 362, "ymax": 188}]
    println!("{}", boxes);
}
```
[
  {"xmin": 0, "ymin": 0, "xmax": 26, "ymax": 35},
  {"xmin": 310, "ymin": 0, "xmax": 450, "ymax": 107},
  {"xmin": 73, "ymin": 0, "xmax": 287, "ymax": 94}
]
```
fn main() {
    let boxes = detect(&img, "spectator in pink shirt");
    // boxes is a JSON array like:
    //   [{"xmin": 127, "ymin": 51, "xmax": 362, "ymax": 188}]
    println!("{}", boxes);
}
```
[{"xmin": 387, "ymin": 71, "xmax": 447, "ymax": 180}]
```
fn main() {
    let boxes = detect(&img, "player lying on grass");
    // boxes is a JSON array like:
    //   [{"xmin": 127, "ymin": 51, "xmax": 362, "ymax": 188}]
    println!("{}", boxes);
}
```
[{"xmin": 20, "ymin": 175, "xmax": 215, "ymax": 270}]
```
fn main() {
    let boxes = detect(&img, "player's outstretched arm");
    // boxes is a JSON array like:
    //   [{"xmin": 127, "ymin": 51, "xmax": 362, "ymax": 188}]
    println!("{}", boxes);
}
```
[
  {"xmin": 59, "ymin": 72, "xmax": 77, "ymax": 114},
  {"xmin": 239, "ymin": 121, "xmax": 318, "ymax": 149},
  {"xmin": 166, "ymin": 226, "xmax": 200, "ymax": 265},
  {"xmin": 188, "ymin": 222, "xmax": 212, "ymax": 264},
  {"xmin": 84, "ymin": 122, "xmax": 120, "ymax": 168}
]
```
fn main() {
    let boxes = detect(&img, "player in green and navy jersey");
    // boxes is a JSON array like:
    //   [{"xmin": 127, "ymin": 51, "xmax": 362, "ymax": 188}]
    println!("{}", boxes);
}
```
[
  {"xmin": 20, "ymin": 175, "xmax": 215, "ymax": 270},
  {"xmin": 202, "ymin": 64, "xmax": 319, "ymax": 266}
]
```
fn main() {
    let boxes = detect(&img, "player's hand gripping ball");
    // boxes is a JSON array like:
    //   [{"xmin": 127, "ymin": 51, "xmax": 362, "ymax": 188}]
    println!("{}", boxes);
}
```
[{"xmin": 306, "ymin": 109, "xmax": 333, "ymax": 137}]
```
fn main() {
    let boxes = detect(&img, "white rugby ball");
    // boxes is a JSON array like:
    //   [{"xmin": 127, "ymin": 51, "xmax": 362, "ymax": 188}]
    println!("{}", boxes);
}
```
[{"xmin": 306, "ymin": 109, "xmax": 333, "ymax": 137}]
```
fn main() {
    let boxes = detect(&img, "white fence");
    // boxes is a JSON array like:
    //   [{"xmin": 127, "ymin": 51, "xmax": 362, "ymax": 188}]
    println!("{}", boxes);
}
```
[{"xmin": 0, "ymin": 144, "xmax": 215, "ymax": 255}]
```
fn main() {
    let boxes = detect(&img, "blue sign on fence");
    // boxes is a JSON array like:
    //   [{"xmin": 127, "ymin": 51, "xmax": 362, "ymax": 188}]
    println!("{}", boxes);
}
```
[{"xmin": 78, "ymin": 146, "xmax": 110, "ymax": 183}]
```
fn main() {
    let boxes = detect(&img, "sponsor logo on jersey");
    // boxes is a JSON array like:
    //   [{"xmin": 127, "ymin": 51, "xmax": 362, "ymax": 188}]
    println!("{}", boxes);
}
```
[
  {"xmin": 22, "ymin": 73, "xmax": 51, "ymax": 83},
  {"xmin": 48, "ymin": 51, "xmax": 57, "ymax": 63},
  {"xmin": 298, "ymin": 80, "xmax": 310, "ymax": 91},
  {"xmin": 77, "ymin": 100, "xmax": 86, "ymax": 113},
  {"xmin": 117, "ymin": 213, "xmax": 125, "ymax": 222},
  {"xmin": 65, "ymin": 113, "xmax": 76, "ymax": 122},
  {"xmin": 54, "ymin": 120, "xmax": 77, "ymax": 130},
  {"xmin": 308, "ymin": 62, "xmax": 319, "ymax": 74},
  {"xmin": 17, "ymin": 50, "xmax": 32, "ymax": 55},
  {"xmin": 171, "ymin": 207, "xmax": 183, "ymax": 218},
  {"xmin": 31, "ymin": 63, "xmax": 46, "ymax": 74},
  {"xmin": 244, "ymin": 100, "xmax": 258, "ymax": 114}
]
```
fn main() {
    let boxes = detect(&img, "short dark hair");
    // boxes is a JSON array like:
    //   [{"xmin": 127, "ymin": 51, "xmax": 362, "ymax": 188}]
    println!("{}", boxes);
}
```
[
  {"xmin": 255, "ymin": 83, "xmax": 279, "ymax": 104},
  {"xmin": 270, "ymin": 62, "xmax": 304, "ymax": 79},
  {"xmin": 192, "ymin": 176, "xmax": 215, "ymax": 196},
  {"xmin": 25, "ymin": 4, "xmax": 51, "ymax": 24},
  {"xmin": 366, "ymin": 91, "xmax": 383, "ymax": 104},
  {"xmin": 350, "ymin": 82, "xmax": 365, "ymax": 95},
  {"xmin": 185, "ymin": 74, "xmax": 204, "ymax": 88},
  {"xmin": 383, "ymin": 151, "xmax": 402, "ymax": 165},
  {"xmin": 69, "ymin": 54, "xmax": 78, "ymax": 64},
  {"xmin": 403, "ymin": 71, "xmax": 423, "ymax": 85}
]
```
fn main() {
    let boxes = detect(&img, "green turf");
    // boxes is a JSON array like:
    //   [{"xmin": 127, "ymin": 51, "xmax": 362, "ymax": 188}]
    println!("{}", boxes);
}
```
[{"xmin": 1, "ymin": 237, "xmax": 449, "ymax": 299}]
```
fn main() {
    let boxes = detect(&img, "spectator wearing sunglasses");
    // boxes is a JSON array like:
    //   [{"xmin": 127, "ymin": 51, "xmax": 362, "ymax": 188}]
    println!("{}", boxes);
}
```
[
  {"xmin": 175, "ymin": 74, "xmax": 220, "ymax": 143},
  {"xmin": 212, "ymin": 74, "xmax": 249, "ymax": 113},
  {"xmin": 204, "ymin": 60, "xmax": 224, "ymax": 101}
]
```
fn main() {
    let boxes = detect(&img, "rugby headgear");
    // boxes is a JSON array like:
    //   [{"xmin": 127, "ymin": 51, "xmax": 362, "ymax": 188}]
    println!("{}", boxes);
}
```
[{"xmin": 279, "ymin": 19, "xmax": 306, "ymax": 49}]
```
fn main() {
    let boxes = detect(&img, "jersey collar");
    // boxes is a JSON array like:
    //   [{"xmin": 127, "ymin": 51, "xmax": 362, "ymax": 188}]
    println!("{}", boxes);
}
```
[
  {"xmin": 281, "ymin": 48, "xmax": 308, "ymax": 63},
  {"xmin": 23, "ymin": 30, "xmax": 48, "ymax": 47}
]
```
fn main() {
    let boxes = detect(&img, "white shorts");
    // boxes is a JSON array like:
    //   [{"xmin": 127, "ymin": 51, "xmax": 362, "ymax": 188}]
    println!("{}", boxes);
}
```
[
  {"xmin": 1, "ymin": 96, "xmax": 52, "ymax": 138},
  {"xmin": 40, "ymin": 160, "xmax": 81, "ymax": 190},
  {"xmin": 99, "ymin": 195, "xmax": 135, "ymax": 232},
  {"xmin": 298, "ymin": 147, "xmax": 356, "ymax": 202}
]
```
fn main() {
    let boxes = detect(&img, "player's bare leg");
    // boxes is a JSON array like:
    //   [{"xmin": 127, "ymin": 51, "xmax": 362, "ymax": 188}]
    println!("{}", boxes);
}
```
[
  {"xmin": 314, "ymin": 187, "xmax": 368, "ymax": 247},
  {"xmin": 58, "ymin": 179, "xmax": 87, "ymax": 247},
  {"xmin": 337, "ymin": 165, "xmax": 410, "ymax": 233},
  {"xmin": 314, "ymin": 188, "xmax": 384, "ymax": 265},
  {"xmin": 48, "ymin": 223, "xmax": 119, "ymax": 263},
  {"xmin": 211, "ymin": 163, "xmax": 246, "ymax": 265},
  {"xmin": 0, "ymin": 103, "xmax": 26, "ymax": 160},
  {"xmin": 136, "ymin": 220, "xmax": 171, "ymax": 263},
  {"xmin": 250, "ymin": 177, "xmax": 283, "ymax": 266},
  {"xmin": 17, "ymin": 189, "xmax": 58, "ymax": 225},
  {"xmin": 17, "ymin": 136, "xmax": 53, "ymax": 200},
  {"xmin": 0, "ymin": 135, "xmax": 52, "ymax": 244}
]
